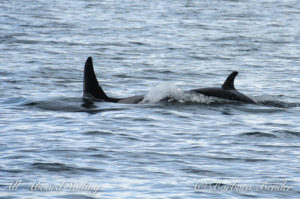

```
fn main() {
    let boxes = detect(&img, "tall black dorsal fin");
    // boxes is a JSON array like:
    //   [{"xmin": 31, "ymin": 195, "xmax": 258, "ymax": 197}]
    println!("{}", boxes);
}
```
[
  {"xmin": 83, "ymin": 57, "xmax": 110, "ymax": 100},
  {"xmin": 222, "ymin": 71, "xmax": 238, "ymax": 90}
]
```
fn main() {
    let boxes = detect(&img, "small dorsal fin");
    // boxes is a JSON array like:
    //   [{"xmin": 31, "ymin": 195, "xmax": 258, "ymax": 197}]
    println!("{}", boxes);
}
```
[
  {"xmin": 83, "ymin": 57, "xmax": 110, "ymax": 100},
  {"xmin": 222, "ymin": 71, "xmax": 238, "ymax": 90}
]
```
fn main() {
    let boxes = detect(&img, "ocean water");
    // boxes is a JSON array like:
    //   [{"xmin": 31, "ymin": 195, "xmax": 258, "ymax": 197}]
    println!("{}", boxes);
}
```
[{"xmin": 1, "ymin": 0, "xmax": 300, "ymax": 198}]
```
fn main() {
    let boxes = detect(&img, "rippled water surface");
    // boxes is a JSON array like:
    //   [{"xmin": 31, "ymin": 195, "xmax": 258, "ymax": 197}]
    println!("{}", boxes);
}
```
[{"xmin": 1, "ymin": 0, "xmax": 300, "ymax": 198}]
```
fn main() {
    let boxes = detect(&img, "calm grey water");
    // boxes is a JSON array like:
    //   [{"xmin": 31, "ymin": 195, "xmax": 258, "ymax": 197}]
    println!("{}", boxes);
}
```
[{"xmin": 1, "ymin": 0, "xmax": 300, "ymax": 198}]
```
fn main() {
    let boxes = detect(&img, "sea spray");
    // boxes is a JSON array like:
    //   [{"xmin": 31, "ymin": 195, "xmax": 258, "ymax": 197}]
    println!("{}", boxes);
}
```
[
  {"xmin": 142, "ymin": 83, "xmax": 184, "ymax": 103},
  {"xmin": 142, "ymin": 83, "xmax": 215, "ymax": 104}
]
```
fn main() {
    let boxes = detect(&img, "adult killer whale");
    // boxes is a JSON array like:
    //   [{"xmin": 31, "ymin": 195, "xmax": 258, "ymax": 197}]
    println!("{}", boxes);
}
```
[{"xmin": 83, "ymin": 57, "xmax": 256, "ymax": 104}]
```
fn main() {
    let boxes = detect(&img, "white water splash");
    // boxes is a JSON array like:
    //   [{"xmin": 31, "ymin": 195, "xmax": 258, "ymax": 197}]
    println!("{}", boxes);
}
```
[
  {"xmin": 142, "ymin": 83, "xmax": 183, "ymax": 103},
  {"xmin": 142, "ymin": 83, "xmax": 216, "ymax": 104}
]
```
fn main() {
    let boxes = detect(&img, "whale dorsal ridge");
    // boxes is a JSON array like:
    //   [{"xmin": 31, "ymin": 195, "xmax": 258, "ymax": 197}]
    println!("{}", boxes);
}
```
[{"xmin": 222, "ymin": 71, "xmax": 238, "ymax": 90}]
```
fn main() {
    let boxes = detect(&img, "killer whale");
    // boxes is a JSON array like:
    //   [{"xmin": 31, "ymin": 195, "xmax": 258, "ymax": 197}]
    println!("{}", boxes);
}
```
[
  {"xmin": 83, "ymin": 57, "xmax": 144, "ymax": 104},
  {"xmin": 83, "ymin": 57, "xmax": 256, "ymax": 104},
  {"xmin": 191, "ymin": 71, "xmax": 257, "ymax": 104}
]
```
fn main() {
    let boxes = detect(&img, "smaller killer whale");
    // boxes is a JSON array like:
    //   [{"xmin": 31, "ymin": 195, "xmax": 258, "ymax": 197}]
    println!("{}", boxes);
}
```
[
  {"xmin": 191, "ymin": 71, "xmax": 257, "ymax": 104},
  {"xmin": 83, "ymin": 57, "xmax": 256, "ymax": 104}
]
